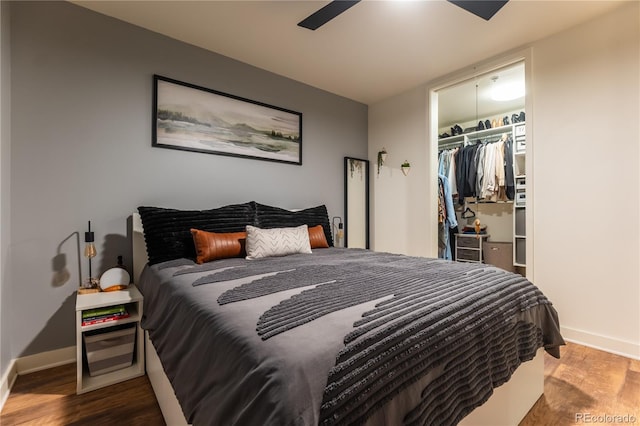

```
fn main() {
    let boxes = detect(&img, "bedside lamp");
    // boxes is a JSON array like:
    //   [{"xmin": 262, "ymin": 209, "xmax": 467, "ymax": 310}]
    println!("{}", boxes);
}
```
[{"xmin": 83, "ymin": 221, "xmax": 97, "ymax": 288}]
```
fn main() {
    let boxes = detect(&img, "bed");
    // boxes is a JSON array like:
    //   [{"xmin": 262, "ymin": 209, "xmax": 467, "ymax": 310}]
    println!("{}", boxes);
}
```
[{"xmin": 131, "ymin": 201, "xmax": 564, "ymax": 426}]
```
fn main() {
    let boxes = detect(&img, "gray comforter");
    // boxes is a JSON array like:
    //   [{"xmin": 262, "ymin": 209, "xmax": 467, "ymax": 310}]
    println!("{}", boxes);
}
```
[{"xmin": 139, "ymin": 248, "xmax": 564, "ymax": 426}]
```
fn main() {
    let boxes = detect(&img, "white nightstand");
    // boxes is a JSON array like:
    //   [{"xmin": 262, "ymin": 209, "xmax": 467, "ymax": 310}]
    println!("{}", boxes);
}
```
[{"xmin": 75, "ymin": 285, "xmax": 145, "ymax": 394}]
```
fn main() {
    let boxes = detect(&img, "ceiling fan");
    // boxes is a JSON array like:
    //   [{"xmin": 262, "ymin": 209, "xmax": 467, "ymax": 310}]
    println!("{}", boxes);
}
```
[{"xmin": 298, "ymin": 0, "xmax": 509, "ymax": 31}]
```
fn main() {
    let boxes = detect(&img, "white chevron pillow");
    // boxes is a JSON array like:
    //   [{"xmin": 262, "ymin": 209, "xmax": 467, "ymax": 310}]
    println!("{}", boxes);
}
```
[{"xmin": 245, "ymin": 225, "xmax": 312, "ymax": 260}]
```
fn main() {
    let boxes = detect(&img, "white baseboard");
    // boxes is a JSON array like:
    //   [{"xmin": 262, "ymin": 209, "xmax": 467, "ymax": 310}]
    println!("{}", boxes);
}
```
[
  {"xmin": 0, "ymin": 359, "xmax": 18, "ymax": 413},
  {"xmin": 561, "ymin": 326, "xmax": 640, "ymax": 360},
  {"xmin": 0, "ymin": 346, "xmax": 76, "ymax": 411},
  {"xmin": 15, "ymin": 346, "xmax": 76, "ymax": 375},
  {"xmin": 0, "ymin": 346, "xmax": 75, "ymax": 413}
]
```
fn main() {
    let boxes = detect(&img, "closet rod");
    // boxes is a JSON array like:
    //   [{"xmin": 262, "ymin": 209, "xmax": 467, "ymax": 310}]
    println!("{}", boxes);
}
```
[
  {"xmin": 469, "ymin": 133, "xmax": 510, "ymax": 144},
  {"xmin": 438, "ymin": 141, "xmax": 464, "ymax": 150},
  {"xmin": 438, "ymin": 132, "xmax": 510, "ymax": 151}
]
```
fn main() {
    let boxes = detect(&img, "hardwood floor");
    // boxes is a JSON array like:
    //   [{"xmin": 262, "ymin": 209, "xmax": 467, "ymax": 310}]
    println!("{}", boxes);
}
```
[
  {"xmin": 1, "ymin": 342, "xmax": 637, "ymax": 425},
  {"xmin": 0, "ymin": 364, "xmax": 164, "ymax": 425},
  {"xmin": 520, "ymin": 342, "xmax": 639, "ymax": 426}
]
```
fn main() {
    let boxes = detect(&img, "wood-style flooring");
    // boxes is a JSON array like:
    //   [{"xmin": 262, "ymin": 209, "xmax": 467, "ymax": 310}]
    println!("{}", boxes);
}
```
[
  {"xmin": 0, "ymin": 365, "xmax": 163, "ymax": 425},
  {"xmin": 520, "ymin": 342, "xmax": 639, "ymax": 425},
  {"xmin": 1, "ymin": 342, "xmax": 638, "ymax": 425}
]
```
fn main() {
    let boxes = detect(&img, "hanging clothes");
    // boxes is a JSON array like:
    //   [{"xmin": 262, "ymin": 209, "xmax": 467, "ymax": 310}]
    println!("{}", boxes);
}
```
[
  {"xmin": 437, "ymin": 176, "xmax": 447, "ymax": 257},
  {"xmin": 447, "ymin": 148, "xmax": 458, "ymax": 197},
  {"xmin": 504, "ymin": 136, "xmax": 515, "ymax": 200},
  {"xmin": 474, "ymin": 143, "xmax": 487, "ymax": 198},
  {"xmin": 481, "ymin": 141, "xmax": 497, "ymax": 200},
  {"xmin": 466, "ymin": 141, "xmax": 482, "ymax": 201},
  {"xmin": 438, "ymin": 174, "xmax": 458, "ymax": 260},
  {"xmin": 494, "ymin": 140, "xmax": 507, "ymax": 201},
  {"xmin": 437, "ymin": 147, "xmax": 459, "ymax": 198},
  {"xmin": 450, "ymin": 134, "xmax": 515, "ymax": 204},
  {"xmin": 455, "ymin": 142, "xmax": 482, "ymax": 204}
]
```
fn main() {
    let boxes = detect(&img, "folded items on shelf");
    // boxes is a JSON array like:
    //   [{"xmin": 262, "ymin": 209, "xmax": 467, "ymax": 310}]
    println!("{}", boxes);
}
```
[{"xmin": 461, "ymin": 225, "xmax": 487, "ymax": 234}]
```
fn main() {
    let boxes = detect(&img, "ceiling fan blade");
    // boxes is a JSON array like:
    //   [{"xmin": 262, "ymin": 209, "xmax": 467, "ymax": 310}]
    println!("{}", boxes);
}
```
[
  {"xmin": 448, "ymin": 1, "xmax": 509, "ymax": 20},
  {"xmin": 298, "ymin": 0, "xmax": 361, "ymax": 30}
]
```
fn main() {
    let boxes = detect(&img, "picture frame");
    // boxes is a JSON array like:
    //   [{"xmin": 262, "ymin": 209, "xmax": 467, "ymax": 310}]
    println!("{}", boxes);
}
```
[{"xmin": 152, "ymin": 75, "xmax": 302, "ymax": 165}]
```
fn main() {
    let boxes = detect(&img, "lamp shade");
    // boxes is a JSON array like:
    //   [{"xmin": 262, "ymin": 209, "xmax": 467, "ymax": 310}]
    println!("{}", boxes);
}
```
[
  {"xmin": 84, "ymin": 242, "xmax": 96, "ymax": 258},
  {"xmin": 84, "ymin": 221, "xmax": 96, "ymax": 258}
]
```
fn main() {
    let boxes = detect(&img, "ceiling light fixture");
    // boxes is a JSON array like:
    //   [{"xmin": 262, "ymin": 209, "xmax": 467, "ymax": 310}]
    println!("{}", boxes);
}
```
[{"xmin": 491, "ymin": 76, "xmax": 525, "ymax": 101}]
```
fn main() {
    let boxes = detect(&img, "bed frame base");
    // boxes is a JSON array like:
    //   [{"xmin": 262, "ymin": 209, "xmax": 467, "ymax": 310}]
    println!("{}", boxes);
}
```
[
  {"xmin": 145, "ymin": 331, "xmax": 190, "ymax": 426},
  {"xmin": 460, "ymin": 351, "xmax": 543, "ymax": 425}
]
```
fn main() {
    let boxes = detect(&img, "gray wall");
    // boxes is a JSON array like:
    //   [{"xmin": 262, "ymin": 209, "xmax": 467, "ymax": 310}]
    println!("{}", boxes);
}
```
[
  {"xmin": 7, "ymin": 1, "xmax": 367, "ymax": 359},
  {"xmin": 1, "ymin": 0, "xmax": 12, "ymax": 376}
]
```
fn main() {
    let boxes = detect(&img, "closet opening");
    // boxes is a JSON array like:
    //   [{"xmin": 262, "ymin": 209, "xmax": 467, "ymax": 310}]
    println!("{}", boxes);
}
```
[{"xmin": 434, "ymin": 61, "xmax": 528, "ymax": 277}]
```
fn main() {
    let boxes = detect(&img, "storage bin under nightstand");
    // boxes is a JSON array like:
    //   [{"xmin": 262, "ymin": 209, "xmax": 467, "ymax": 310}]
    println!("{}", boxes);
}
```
[{"xmin": 84, "ymin": 323, "xmax": 136, "ymax": 377}]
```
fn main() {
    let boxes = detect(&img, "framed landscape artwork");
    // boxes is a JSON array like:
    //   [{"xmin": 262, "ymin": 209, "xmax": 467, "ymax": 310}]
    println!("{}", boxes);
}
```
[{"xmin": 153, "ymin": 75, "xmax": 302, "ymax": 165}]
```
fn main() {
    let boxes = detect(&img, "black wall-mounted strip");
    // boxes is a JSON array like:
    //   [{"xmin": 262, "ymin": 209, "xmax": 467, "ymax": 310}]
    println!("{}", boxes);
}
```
[
  {"xmin": 298, "ymin": 1, "xmax": 361, "ymax": 30},
  {"xmin": 448, "ymin": 0, "xmax": 509, "ymax": 21}
]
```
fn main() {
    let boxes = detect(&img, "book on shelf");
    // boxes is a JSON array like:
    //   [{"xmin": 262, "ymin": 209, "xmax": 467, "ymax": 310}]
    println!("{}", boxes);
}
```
[
  {"xmin": 82, "ymin": 304, "xmax": 127, "ymax": 320},
  {"xmin": 82, "ymin": 312, "xmax": 130, "ymax": 326},
  {"xmin": 82, "ymin": 310, "xmax": 129, "ymax": 322}
]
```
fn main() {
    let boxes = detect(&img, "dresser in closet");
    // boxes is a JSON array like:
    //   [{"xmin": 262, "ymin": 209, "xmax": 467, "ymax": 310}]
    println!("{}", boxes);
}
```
[{"xmin": 455, "ymin": 234, "xmax": 490, "ymax": 263}]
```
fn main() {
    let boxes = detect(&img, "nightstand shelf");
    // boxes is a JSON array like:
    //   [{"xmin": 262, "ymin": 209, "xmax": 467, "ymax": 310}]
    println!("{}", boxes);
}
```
[{"xmin": 75, "ymin": 285, "xmax": 145, "ymax": 394}]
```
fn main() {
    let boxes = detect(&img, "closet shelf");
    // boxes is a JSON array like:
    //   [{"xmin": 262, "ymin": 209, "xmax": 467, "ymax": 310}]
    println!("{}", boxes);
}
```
[
  {"xmin": 438, "ymin": 123, "xmax": 519, "ymax": 145},
  {"xmin": 460, "ymin": 199, "xmax": 514, "ymax": 204}
]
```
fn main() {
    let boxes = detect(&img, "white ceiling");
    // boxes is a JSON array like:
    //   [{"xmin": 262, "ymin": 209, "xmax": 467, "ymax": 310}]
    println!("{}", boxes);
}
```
[{"xmin": 72, "ymin": 0, "xmax": 626, "ymax": 106}]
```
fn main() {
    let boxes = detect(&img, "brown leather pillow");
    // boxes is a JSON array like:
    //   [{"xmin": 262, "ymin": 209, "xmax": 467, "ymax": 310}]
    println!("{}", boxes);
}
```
[
  {"xmin": 308, "ymin": 224, "xmax": 329, "ymax": 249},
  {"xmin": 191, "ymin": 229, "xmax": 247, "ymax": 264}
]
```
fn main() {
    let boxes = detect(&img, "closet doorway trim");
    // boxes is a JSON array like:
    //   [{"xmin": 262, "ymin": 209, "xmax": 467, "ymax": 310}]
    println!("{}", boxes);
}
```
[{"xmin": 427, "ymin": 48, "xmax": 534, "ymax": 282}]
